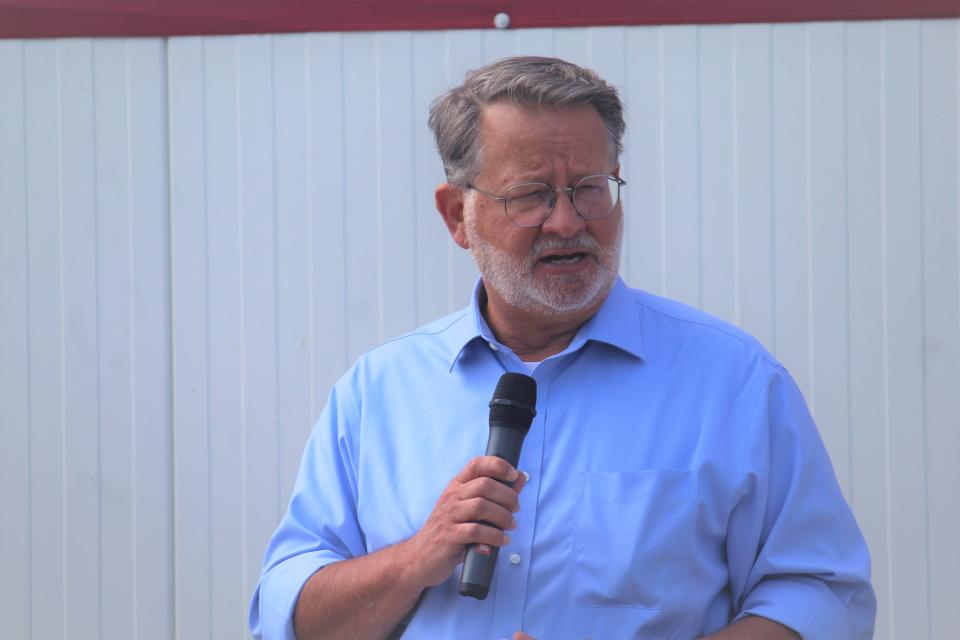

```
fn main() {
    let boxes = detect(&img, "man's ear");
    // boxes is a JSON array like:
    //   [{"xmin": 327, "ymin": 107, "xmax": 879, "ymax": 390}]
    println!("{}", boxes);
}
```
[{"xmin": 435, "ymin": 183, "xmax": 470, "ymax": 249}]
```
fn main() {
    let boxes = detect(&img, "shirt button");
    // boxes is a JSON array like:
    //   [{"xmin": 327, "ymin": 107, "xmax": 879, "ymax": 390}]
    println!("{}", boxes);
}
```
[
  {"xmin": 488, "ymin": 342, "xmax": 499, "ymax": 351},
  {"xmin": 509, "ymin": 553, "xmax": 521, "ymax": 565},
  {"xmin": 522, "ymin": 471, "xmax": 530, "ymax": 482}
]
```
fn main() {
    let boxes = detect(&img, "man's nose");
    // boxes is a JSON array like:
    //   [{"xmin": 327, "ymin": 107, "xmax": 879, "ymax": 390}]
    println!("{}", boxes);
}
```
[{"xmin": 540, "ymin": 188, "xmax": 586, "ymax": 238}]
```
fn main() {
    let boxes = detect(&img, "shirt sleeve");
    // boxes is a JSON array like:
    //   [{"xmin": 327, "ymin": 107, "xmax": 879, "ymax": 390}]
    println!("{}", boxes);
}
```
[
  {"xmin": 725, "ymin": 366, "xmax": 877, "ymax": 639},
  {"xmin": 248, "ymin": 375, "xmax": 366, "ymax": 640}
]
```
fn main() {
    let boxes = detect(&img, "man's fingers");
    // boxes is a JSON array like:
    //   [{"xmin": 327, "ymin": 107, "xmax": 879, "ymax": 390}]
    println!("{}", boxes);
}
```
[
  {"xmin": 460, "ymin": 522, "xmax": 511, "ymax": 548},
  {"xmin": 456, "ymin": 455, "xmax": 519, "ymax": 484},
  {"xmin": 438, "ymin": 521, "xmax": 509, "ymax": 554},
  {"xmin": 513, "ymin": 468, "xmax": 528, "ymax": 494},
  {"xmin": 458, "ymin": 476, "xmax": 522, "ymax": 512},
  {"xmin": 455, "ymin": 497, "xmax": 517, "ymax": 531}
]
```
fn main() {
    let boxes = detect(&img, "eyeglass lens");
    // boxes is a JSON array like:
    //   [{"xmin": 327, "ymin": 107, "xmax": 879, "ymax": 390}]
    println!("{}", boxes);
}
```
[{"xmin": 504, "ymin": 175, "xmax": 620, "ymax": 227}]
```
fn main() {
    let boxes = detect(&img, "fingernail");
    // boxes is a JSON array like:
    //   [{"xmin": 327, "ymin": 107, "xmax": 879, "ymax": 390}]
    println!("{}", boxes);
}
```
[
  {"xmin": 502, "ymin": 534, "xmax": 511, "ymax": 546},
  {"xmin": 508, "ymin": 468, "xmax": 519, "ymax": 481}
]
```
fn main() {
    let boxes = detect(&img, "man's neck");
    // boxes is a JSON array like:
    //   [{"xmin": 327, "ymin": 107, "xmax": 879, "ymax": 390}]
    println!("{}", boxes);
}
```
[{"xmin": 479, "ymin": 285, "xmax": 606, "ymax": 362}]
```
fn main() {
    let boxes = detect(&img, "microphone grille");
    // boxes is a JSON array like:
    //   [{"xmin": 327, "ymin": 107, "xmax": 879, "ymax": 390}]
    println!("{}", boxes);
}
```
[
  {"xmin": 493, "ymin": 372, "xmax": 536, "ymax": 404},
  {"xmin": 489, "ymin": 373, "xmax": 537, "ymax": 426}
]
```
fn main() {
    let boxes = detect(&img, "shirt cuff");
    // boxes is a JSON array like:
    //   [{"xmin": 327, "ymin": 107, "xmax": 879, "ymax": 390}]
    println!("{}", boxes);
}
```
[
  {"xmin": 735, "ymin": 575, "xmax": 852, "ymax": 639},
  {"xmin": 250, "ymin": 551, "xmax": 340, "ymax": 640}
]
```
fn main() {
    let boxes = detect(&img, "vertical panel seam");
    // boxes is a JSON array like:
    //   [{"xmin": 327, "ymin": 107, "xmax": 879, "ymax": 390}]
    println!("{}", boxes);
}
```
[
  {"xmin": 203, "ymin": 36, "xmax": 214, "ymax": 640},
  {"xmin": 768, "ymin": 26, "xmax": 777, "ymax": 354},
  {"xmin": 162, "ymin": 36, "xmax": 178, "ymax": 640},
  {"xmin": 621, "ymin": 27, "xmax": 631, "ymax": 280},
  {"xmin": 120, "ymin": 38, "xmax": 133, "ymax": 639},
  {"xmin": 235, "ymin": 34, "xmax": 248, "ymax": 639},
  {"xmin": 161, "ymin": 37, "xmax": 176, "ymax": 640},
  {"xmin": 269, "ymin": 33, "xmax": 282, "ymax": 594},
  {"xmin": 21, "ymin": 39, "xmax": 34, "ymax": 640},
  {"xmin": 804, "ymin": 25, "xmax": 816, "ymax": 409},
  {"xmin": 658, "ymin": 27, "xmax": 666, "ymax": 294},
  {"xmin": 732, "ymin": 27, "xmax": 741, "ymax": 327},
  {"xmin": 90, "ymin": 38, "xmax": 104, "ymax": 640},
  {"xmin": 409, "ymin": 33, "xmax": 419, "ymax": 325},
  {"xmin": 375, "ymin": 35, "xmax": 384, "ymax": 342},
  {"xmin": 124, "ymin": 38, "xmax": 140, "ymax": 640},
  {"xmin": 56, "ymin": 39, "xmax": 68, "ymax": 640},
  {"xmin": 695, "ymin": 26, "xmax": 703, "ymax": 309},
  {"xmin": 305, "ymin": 35, "xmax": 316, "ymax": 429},
  {"xmin": 842, "ymin": 23, "xmax": 855, "ymax": 504},
  {"xmin": 124, "ymin": 38, "xmax": 139, "ymax": 640},
  {"xmin": 339, "ymin": 34, "xmax": 349, "ymax": 368},
  {"xmin": 917, "ymin": 21, "xmax": 934, "ymax": 637},
  {"xmin": 879, "ymin": 22, "xmax": 896, "ymax": 636},
  {"xmin": 158, "ymin": 38, "xmax": 176, "ymax": 632}
]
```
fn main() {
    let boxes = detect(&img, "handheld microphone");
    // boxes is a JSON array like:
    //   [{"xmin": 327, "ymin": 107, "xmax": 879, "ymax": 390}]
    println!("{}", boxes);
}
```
[{"xmin": 459, "ymin": 372, "xmax": 537, "ymax": 600}]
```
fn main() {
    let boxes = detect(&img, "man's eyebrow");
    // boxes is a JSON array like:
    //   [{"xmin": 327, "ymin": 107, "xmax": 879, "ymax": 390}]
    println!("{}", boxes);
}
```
[
  {"xmin": 505, "ymin": 170, "xmax": 611, "ymax": 187},
  {"xmin": 506, "ymin": 163, "xmax": 611, "ymax": 181}
]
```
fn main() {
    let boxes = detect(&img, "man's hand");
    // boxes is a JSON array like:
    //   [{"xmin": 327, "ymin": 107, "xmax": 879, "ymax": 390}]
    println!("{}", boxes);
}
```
[
  {"xmin": 403, "ymin": 455, "xmax": 526, "ymax": 587},
  {"xmin": 292, "ymin": 455, "xmax": 526, "ymax": 640}
]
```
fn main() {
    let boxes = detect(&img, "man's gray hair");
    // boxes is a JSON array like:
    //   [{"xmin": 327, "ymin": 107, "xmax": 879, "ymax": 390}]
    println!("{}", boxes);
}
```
[{"xmin": 428, "ymin": 56, "xmax": 625, "ymax": 185}]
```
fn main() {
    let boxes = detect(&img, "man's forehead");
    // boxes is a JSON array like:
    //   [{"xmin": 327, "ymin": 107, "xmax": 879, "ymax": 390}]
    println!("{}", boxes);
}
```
[
  {"xmin": 477, "ymin": 101, "xmax": 602, "ymax": 129},
  {"xmin": 475, "ymin": 102, "xmax": 613, "ymax": 181}
]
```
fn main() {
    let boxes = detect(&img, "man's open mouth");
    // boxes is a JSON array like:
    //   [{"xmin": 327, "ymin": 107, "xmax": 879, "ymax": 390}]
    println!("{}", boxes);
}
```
[{"xmin": 542, "ymin": 252, "xmax": 587, "ymax": 265}]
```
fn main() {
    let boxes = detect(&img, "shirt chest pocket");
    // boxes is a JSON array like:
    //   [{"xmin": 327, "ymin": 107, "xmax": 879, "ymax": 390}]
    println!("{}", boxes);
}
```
[{"xmin": 570, "ymin": 469, "xmax": 697, "ymax": 610}]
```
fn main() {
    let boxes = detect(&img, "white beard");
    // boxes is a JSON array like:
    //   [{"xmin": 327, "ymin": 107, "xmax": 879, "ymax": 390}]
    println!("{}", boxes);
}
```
[{"xmin": 464, "ymin": 212, "xmax": 622, "ymax": 316}]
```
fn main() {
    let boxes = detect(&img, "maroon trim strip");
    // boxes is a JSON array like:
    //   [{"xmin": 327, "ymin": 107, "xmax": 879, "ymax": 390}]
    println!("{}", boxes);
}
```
[{"xmin": 2, "ymin": 0, "xmax": 957, "ymax": 39}]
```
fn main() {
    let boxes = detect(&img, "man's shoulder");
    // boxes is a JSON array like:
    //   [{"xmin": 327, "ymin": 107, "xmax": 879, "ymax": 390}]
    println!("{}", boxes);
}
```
[
  {"xmin": 379, "ymin": 307, "xmax": 473, "ymax": 350},
  {"xmin": 351, "ymin": 306, "xmax": 475, "ymax": 371},
  {"xmin": 625, "ymin": 285, "xmax": 777, "ymax": 368}
]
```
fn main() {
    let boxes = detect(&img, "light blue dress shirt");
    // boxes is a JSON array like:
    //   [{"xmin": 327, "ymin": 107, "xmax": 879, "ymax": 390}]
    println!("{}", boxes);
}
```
[{"xmin": 249, "ymin": 278, "xmax": 876, "ymax": 639}]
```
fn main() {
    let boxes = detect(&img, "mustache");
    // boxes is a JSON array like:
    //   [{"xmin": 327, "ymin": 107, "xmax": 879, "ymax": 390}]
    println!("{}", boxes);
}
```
[{"xmin": 532, "ymin": 234, "xmax": 601, "ymax": 257}]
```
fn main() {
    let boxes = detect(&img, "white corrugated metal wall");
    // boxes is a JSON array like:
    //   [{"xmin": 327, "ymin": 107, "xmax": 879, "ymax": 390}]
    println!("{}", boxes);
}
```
[{"xmin": 0, "ymin": 20, "xmax": 957, "ymax": 639}]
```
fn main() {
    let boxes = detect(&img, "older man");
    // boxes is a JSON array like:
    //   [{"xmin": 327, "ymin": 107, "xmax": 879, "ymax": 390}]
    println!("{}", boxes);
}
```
[{"xmin": 249, "ymin": 57, "xmax": 875, "ymax": 640}]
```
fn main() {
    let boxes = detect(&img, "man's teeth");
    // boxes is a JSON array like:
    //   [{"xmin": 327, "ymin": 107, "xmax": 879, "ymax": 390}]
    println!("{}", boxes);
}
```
[{"xmin": 545, "ymin": 253, "xmax": 584, "ymax": 264}]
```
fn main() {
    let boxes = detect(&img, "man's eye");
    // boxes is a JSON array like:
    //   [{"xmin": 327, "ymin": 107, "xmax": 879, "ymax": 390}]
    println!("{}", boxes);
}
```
[{"xmin": 510, "ymin": 188, "xmax": 550, "ymax": 204}]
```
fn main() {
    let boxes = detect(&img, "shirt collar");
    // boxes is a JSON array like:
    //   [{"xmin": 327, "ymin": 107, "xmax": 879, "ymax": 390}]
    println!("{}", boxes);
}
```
[
  {"xmin": 445, "ymin": 276, "xmax": 645, "ymax": 371},
  {"xmin": 444, "ymin": 279, "xmax": 494, "ymax": 371},
  {"xmin": 567, "ymin": 277, "xmax": 645, "ymax": 360}
]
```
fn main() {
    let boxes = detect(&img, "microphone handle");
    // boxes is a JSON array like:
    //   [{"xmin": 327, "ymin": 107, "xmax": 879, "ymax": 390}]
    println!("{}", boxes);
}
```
[{"xmin": 459, "ymin": 424, "xmax": 527, "ymax": 600}]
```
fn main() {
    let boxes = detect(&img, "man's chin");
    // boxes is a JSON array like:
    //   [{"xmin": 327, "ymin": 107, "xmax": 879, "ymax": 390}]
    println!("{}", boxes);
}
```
[{"xmin": 525, "ymin": 276, "xmax": 612, "ymax": 316}]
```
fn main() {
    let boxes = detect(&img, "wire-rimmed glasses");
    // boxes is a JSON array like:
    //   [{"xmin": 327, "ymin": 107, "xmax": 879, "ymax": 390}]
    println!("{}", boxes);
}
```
[{"xmin": 466, "ymin": 174, "xmax": 626, "ymax": 228}]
